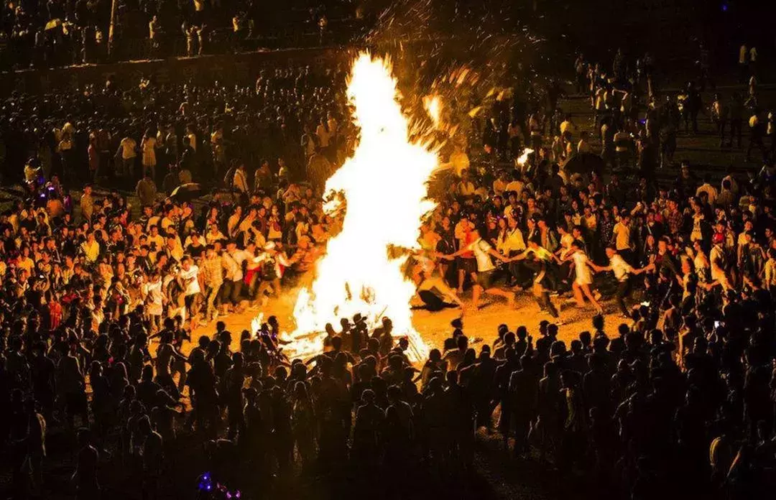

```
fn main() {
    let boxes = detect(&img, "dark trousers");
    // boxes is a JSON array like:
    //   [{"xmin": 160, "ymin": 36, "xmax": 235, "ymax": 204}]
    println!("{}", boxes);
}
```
[
  {"xmin": 98, "ymin": 151, "xmax": 112, "ymax": 182},
  {"xmin": 575, "ymin": 73, "xmax": 586, "ymax": 94},
  {"xmin": 715, "ymin": 120, "xmax": 727, "ymax": 147},
  {"xmin": 221, "ymin": 279, "xmax": 243, "ymax": 306},
  {"xmin": 619, "ymin": 249, "xmax": 634, "ymax": 267},
  {"xmin": 747, "ymin": 134, "xmax": 766, "ymax": 162},
  {"xmin": 684, "ymin": 110, "xmax": 699, "ymax": 134},
  {"xmin": 615, "ymin": 278, "xmax": 632, "ymax": 317},
  {"xmin": 739, "ymin": 63, "xmax": 749, "ymax": 83},
  {"xmin": 536, "ymin": 291, "xmax": 559, "ymax": 318},
  {"xmin": 507, "ymin": 260, "xmax": 530, "ymax": 287},
  {"xmin": 699, "ymin": 69, "xmax": 714, "ymax": 91},
  {"xmin": 513, "ymin": 412, "xmax": 533, "ymax": 456},
  {"xmin": 730, "ymin": 119, "xmax": 743, "ymax": 148}
]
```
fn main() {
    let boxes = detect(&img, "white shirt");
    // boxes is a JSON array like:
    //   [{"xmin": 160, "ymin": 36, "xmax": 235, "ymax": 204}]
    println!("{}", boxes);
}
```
[
  {"xmin": 710, "ymin": 245, "xmax": 727, "ymax": 283},
  {"xmin": 572, "ymin": 251, "xmax": 593, "ymax": 285},
  {"xmin": 559, "ymin": 232, "xmax": 574, "ymax": 259},
  {"xmin": 179, "ymin": 265, "xmax": 201, "ymax": 296},
  {"xmin": 468, "ymin": 238, "xmax": 495, "ymax": 273},
  {"xmin": 143, "ymin": 280, "xmax": 164, "ymax": 315},
  {"xmin": 610, "ymin": 254, "xmax": 634, "ymax": 281},
  {"xmin": 222, "ymin": 251, "xmax": 246, "ymax": 281}
]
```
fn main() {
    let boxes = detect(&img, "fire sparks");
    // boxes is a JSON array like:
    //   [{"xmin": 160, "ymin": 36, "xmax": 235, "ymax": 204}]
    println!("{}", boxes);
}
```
[
  {"xmin": 278, "ymin": 53, "xmax": 437, "ymax": 362},
  {"xmin": 423, "ymin": 95, "xmax": 443, "ymax": 128}
]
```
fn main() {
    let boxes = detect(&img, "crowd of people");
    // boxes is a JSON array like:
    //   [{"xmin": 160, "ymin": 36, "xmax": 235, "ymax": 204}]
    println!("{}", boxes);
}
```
[
  {"xmin": 0, "ymin": 0, "xmax": 358, "ymax": 69},
  {"xmin": 2, "ymin": 62, "xmax": 348, "ymax": 189},
  {"xmin": 1, "ymin": 40, "xmax": 776, "ymax": 500}
]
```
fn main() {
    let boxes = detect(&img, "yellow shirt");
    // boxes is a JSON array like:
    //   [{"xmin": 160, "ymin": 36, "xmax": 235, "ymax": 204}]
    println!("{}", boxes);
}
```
[
  {"xmin": 613, "ymin": 221, "xmax": 631, "ymax": 251},
  {"xmin": 82, "ymin": 240, "xmax": 100, "ymax": 263},
  {"xmin": 142, "ymin": 137, "xmax": 157, "ymax": 166},
  {"xmin": 498, "ymin": 228, "xmax": 526, "ymax": 254},
  {"xmin": 493, "ymin": 179, "xmax": 507, "ymax": 196},
  {"xmin": 17, "ymin": 257, "xmax": 35, "ymax": 274},
  {"xmin": 80, "ymin": 194, "xmax": 94, "ymax": 220},
  {"xmin": 120, "ymin": 137, "xmax": 137, "ymax": 159}
]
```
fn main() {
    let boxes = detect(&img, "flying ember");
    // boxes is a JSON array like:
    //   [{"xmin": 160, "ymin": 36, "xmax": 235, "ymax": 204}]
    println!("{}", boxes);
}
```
[{"xmin": 277, "ymin": 53, "xmax": 438, "ymax": 361}]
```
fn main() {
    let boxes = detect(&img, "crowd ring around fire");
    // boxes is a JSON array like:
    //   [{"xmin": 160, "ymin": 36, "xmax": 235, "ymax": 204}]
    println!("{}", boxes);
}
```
[{"xmin": 247, "ymin": 53, "xmax": 535, "ymax": 364}]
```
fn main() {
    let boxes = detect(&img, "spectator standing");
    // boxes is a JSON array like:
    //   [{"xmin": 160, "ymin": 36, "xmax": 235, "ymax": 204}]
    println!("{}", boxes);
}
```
[
  {"xmin": 233, "ymin": 163, "xmax": 249, "ymax": 193},
  {"xmin": 80, "ymin": 184, "xmax": 95, "ymax": 222},
  {"xmin": 118, "ymin": 133, "xmax": 138, "ymax": 180},
  {"xmin": 141, "ymin": 130, "xmax": 158, "ymax": 181},
  {"xmin": 738, "ymin": 43, "xmax": 749, "ymax": 82},
  {"xmin": 136, "ymin": 170, "xmax": 158, "ymax": 207}
]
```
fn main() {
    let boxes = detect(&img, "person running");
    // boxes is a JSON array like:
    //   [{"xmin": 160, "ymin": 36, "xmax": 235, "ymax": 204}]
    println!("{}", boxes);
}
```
[
  {"xmin": 563, "ymin": 239, "xmax": 603, "ymax": 314},
  {"xmin": 177, "ymin": 256, "xmax": 202, "ymax": 329},
  {"xmin": 591, "ymin": 246, "xmax": 649, "ymax": 318},
  {"xmin": 443, "ymin": 227, "xmax": 515, "ymax": 309},
  {"xmin": 412, "ymin": 253, "xmax": 465, "ymax": 311},
  {"xmin": 510, "ymin": 236, "xmax": 560, "ymax": 319}
]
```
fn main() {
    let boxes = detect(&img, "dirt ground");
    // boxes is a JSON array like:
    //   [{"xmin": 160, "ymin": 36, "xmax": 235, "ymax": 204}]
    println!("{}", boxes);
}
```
[{"xmin": 186, "ymin": 281, "xmax": 624, "ymax": 360}]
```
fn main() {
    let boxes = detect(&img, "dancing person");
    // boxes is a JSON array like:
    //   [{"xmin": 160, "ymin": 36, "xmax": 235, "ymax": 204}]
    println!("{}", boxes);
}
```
[
  {"xmin": 412, "ymin": 253, "xmax": 465, "ymax": 311},
  {"xmin": 443, "ymin": 227, "xmax": 515, "ymax": 309},
  {"xmin": 563, "ymin": 239, "xmax": 603, "ymax": 314},
  {"xmin": 591, "ymin": 246, "xmax": 649, "ymax": 318},
  {"xmin": 511, "ymin": 236, "xmax": 560, "ymax": 319}
]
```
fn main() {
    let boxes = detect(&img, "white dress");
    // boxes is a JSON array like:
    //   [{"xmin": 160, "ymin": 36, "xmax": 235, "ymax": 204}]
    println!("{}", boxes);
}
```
[{"xmin": 572, "ymin": 251, "xmax": 593, "ymax": 286}]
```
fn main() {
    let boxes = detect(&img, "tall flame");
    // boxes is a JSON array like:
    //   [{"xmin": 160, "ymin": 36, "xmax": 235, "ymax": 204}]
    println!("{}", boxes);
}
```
[{"xmin": 279, "ymin": 53, "xmax": 436, "ymax": 361}]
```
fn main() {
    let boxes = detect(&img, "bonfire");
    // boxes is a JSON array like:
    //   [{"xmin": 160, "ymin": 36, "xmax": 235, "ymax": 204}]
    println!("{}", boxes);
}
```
[{"xmin": 275, "ymin": 53, "xmax": 439, "ymax": 362}]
